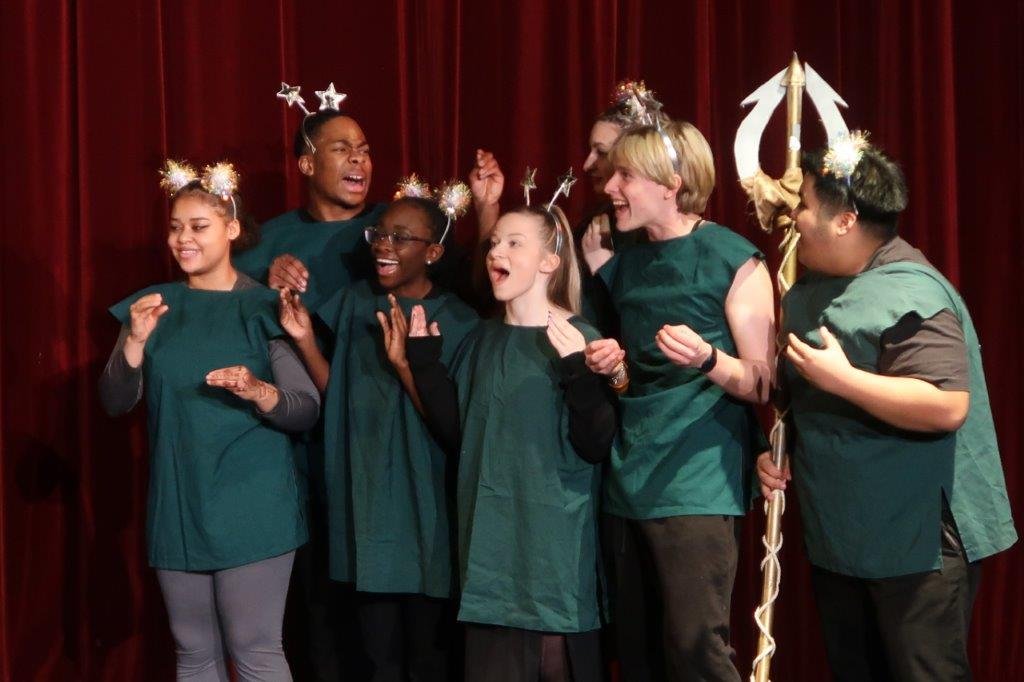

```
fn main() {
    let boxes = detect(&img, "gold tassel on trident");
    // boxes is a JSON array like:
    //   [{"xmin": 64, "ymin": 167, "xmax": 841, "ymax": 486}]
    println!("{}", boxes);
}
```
[{"xmin": 733, "ymin": 53, "xmax": 851, "ymax": 682}]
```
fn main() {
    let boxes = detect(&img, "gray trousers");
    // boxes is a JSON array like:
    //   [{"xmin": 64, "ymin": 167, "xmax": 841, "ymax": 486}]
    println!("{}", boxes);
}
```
[{"xmin": 156, "ymin": 551, "xmax": 296, "ymax": 682}]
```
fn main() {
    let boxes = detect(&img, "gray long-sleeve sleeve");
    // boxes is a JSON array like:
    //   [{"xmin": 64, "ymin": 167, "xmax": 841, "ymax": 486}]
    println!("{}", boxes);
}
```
[
  {"xmin": 98, "ymin": 325, "xmax": 144, "ymax": 416},
  {"xmin": 258, "ymin": 339, "xmax": 320, "ymax": 432},
  {"xmin": 98, "ymin": 327, "xmax": 319, "ymax": 432}
]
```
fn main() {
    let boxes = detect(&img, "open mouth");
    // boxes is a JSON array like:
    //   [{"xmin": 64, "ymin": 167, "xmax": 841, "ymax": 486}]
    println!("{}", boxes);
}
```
[
  {"xmin": 177, "ymin": 248, "xmax": 200, "ymax": 260},
  {"xmin": 611, "ymin": 199, "xmax": 629, "ymax": 217},
  {"xmin": 343, "ymin": 174, "xmax": 367, "ymax": 192},
  {"xmin": 489, "ymin": 265, "xmax": 510, "ymax": 285},
  {"xmin": 375, "ymin": 257, "xmax": 398, "ymax": 277}
]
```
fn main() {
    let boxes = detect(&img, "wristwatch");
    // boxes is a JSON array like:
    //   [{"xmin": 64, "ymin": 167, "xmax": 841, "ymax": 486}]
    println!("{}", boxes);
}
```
[{"xmin": 698, "ymin": 346, "xmax": 718, "ymax": 374}]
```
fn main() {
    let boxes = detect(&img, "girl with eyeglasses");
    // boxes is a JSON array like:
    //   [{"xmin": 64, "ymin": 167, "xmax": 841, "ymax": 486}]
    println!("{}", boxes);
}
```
[{"xmin": 279, "ymin": 195, "xmax": 478, "ymax": 681}]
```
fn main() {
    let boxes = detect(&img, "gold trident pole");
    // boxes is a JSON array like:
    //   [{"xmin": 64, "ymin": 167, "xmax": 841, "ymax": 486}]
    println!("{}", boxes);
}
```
[
  {"xmin": 751, "ymin": 53, "xmax": 803, "ymax": 682},
  {"xmin": 736, "ymin": 51, "xmax": 849, "ymax": 682}
]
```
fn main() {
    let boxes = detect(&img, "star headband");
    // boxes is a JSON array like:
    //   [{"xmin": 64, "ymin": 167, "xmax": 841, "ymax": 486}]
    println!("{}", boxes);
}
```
[
  {"xmin": 159, "ymin": 159, "xmax": 240, "ymax": 218},
  {"xmin": 614, "ymin": 80, "xmax": 681, "ymax": 174},
  {"xmin": 276, "ymin": 81, "xmax": 348, "ymax": 154},
  {"xmin": 392, "ymin": 174, "xmax": 471, "ymax": 244},
  {"xmin": 521, "ymin": 167, "xmax": 577, "ymax": 253}
]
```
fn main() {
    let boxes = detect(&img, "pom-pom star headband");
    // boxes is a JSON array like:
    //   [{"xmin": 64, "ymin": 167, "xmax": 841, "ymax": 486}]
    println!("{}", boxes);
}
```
[
  {"xmin": 521, "ymin": 166, "xmax": 577, "ymax": 253},
  {"xmin": 159, "ymin": 159, "xmax": 240, "ymax": 218},
  {"xmin": 392, "ymin": 174, "xmax": 472, "ymax": 244},
  {"xmin": 614, "ymin": 80, "xmax": 681, "ymax": 174},
  {"xmin": 276, "ymin": 81, "xmax": 348, "ymax": 154},
  {"xmin": 822, "ymin": 130, "xmax": 870, "ymax": 214}
]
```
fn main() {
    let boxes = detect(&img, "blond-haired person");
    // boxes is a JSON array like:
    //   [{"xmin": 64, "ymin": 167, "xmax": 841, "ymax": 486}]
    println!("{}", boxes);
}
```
[{"xmin": 583, "ymin": 121, "xmax": 774, "ymax": 681}]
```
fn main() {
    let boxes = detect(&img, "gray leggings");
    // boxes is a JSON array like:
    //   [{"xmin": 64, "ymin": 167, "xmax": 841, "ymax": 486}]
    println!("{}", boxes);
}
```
[{"xmin": 156, "ymin": 551, "xmax": 295, "ymax": 682}]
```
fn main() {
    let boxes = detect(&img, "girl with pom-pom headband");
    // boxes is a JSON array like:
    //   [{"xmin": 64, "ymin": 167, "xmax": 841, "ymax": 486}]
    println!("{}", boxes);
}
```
[
  {"xmin": 159, "ymin": 159, "xmax": 241, "ymax": 219},
  {"xmin": 389, "ymin": 174, "xmax": 472, "ymax": 245}
]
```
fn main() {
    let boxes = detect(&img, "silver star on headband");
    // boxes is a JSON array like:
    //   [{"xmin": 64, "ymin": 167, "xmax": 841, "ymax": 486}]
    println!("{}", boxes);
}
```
[
  {"xmin": 545, "ymin": 167, "xmax": 577, "ymax": 212},
  {"xmin": 315, "ymin": 82, "xmax": 347, "ymax": 111},
  {"xmin": 522, "ymin": 166, "xmax": 537, "ymax": 206},
  {"xmin": 277, "ymin": 82, "xmax": 311, "ymax": 115}
]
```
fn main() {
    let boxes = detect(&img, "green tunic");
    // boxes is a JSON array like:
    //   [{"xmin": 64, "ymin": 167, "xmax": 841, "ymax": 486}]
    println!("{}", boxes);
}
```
[
  {"xmin": 234, "ymin": 204, "xmax": 386, "ymax": 501},
  {"xmin": 600, "ymin": 223, "xmax": 765, "ymax": 518},
  {"xmin": 783, "ymin": 261, "xmax": 1017, "ymax": 578},
  {"xmin": 109, "ymin": 283, "xmax": 307, "ymax": 571},
  {"xmin": 317, "ymin": 281, "xmax": 479, "ymax": 596},
  {"xmin": 234, "ymin": 204, "xmax": 386, "ymax": 312},
  {"xmin": 452, "ymin": 318, "xmax": 604, "ymax": 633}
]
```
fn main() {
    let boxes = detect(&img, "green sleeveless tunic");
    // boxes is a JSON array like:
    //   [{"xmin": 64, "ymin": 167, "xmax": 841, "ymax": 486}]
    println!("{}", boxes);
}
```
[
  {"xmin": 234, "ymin": 204, "xmax": 386, "ymax": 501},
  {"xmin": 783, "ymin": 261, "xmax": 1017, "ymax": 578},
  {"xmin": 109, "ymin": 283, "xmax": 307, "ymax": 571},
  {"xmin": 317, "ymin": 281, "xmax": 478, "ymax": 597},
  {"xmin": 600, "ymin": 223, "xmax": 765, "ymax": 518},
  {"xmin": 234, "ymin": 205, "xmax": 386, "ymax": 312},
  {"xmin": 452, "ymin": 318, "xmax": 604, "ymax": 633}
]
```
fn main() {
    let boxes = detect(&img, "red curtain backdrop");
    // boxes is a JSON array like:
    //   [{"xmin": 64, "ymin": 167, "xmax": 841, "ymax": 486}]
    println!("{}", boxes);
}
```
[{"xmin": 2, "ymin": 1, "xmax": 1021, "ymax": 679}]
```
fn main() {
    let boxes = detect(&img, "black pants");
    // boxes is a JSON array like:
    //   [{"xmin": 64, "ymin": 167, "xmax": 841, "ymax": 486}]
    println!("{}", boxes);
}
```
[
  {"xmin": 285, "ymin": 500, "xmax": 368, "ymax": 681},
  {"xmin": 608, "ymin": 514, "xmax": 742, "ymax": 682},
  {"xmin": 357, "ymin": 592, "xmax": 454, "ymax": 682},
  {"xmin": 810, "ymin": 543, "xmax": 982, "ymax": 681},
  {"xmin": 463, "ymin": 624, "xmax": 602, "ymax": 682}
]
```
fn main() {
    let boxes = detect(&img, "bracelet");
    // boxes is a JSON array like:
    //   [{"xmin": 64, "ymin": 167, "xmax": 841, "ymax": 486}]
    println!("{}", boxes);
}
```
[
  {"xmin": 698, "ymin": 346, "xmax": 718, "ymax": 374},
  {"xmin": 609, "ymin": 361, "xmax": 629, "ymax": 393}
]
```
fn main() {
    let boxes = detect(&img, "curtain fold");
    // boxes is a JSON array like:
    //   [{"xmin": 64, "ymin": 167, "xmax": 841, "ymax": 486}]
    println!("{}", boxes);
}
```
[{"xmin": 2, "ymin": 1, "xmax": 1020, "ymax": 679}]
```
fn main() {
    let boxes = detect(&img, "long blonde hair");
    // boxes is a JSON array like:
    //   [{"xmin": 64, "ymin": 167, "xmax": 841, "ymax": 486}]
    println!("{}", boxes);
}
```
[{"xmin": 508, "ymin": 205, "xmax": 581, "ymax": 314}]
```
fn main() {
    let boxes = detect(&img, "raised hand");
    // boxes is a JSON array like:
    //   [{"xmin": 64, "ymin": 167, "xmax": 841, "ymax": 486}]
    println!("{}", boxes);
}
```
[
  {"xmin": 206, "ymin": 365, "xmax": 279, "ymax": 412},
  {"xmin": 468, "ymin": 149, "xmax": 505, "ymax": 207},
  {"xmin": 655, "ymin": 324, "xmax": 713, "ymax": 369},
  {"xmin": 279, "ymin": 288, "xmax": 313, "ymax": 343},
  {"xmin": 546, "ymin": 312, "xmax": 587, "ymax": 358},
  {"xmin": 408, "ymin": 304, "xmax": 441, "ymax": 338},
  {"xmin": 377, "ymin": 294, "xmax": 412, "ymax": 369},
  {"xmin": 584, "ymin": 338, "xmax": 626, "ymax": 376},
  {"xmin": 128, "ymin": 292, "xmax": 170, "ymax": 345},
  {"xmin": 581, "ymin": 216, "xmax": 614, "ymax": 275},
  {"xmin": 268, "ymin": 254, "xmax": 309, "ymax": 293}
]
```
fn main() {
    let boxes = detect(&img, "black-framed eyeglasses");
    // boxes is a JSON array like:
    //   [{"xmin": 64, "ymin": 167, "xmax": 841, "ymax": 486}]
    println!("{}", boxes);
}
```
[{"xmin": 364, "ymin": 227, "xmax": 434, "ymax": 247}]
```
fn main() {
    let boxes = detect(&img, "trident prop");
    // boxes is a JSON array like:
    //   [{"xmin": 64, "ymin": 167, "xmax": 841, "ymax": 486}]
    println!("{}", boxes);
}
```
[{"xmin": 733, "ymin": 53, "xmax": 849, "ymax": 682}]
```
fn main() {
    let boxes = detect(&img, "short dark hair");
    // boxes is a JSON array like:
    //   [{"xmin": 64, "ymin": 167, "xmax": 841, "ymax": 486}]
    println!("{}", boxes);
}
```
[
  {"xmin": 388, "ymin": 197, "xmax": 448, "ymax": 243},
  {"xmin": 801, "ymin": 146, "xmax": 909, "ymax": 240},
  {"xmin": 292, "ymin": 110, "xmax": 349, "ymax": 158}
]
